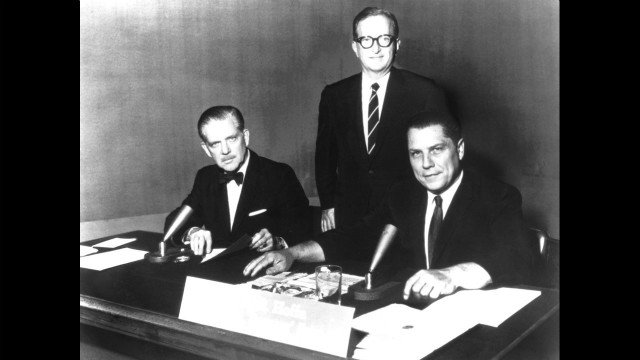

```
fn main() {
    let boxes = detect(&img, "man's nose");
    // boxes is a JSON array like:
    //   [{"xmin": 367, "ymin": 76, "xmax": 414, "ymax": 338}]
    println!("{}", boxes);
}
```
[
  {"xmin": 221, "ymin": 141, "xmax": 230, "ymax": 154},
  {"xmin": 422, "ymin": 155, "xmax": 434, "ymax": 169}
]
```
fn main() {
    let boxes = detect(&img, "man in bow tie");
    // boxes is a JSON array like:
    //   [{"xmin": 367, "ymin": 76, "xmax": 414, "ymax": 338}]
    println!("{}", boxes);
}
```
[{"xmin": 164, "ymin": 105, "xmax": 310, "ymax": 256}]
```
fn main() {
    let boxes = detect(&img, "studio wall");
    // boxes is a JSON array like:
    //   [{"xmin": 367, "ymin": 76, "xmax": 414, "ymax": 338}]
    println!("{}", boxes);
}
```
[{"xmin": 81, "ymin": 0, "xmax": 559, "ymax": 238}]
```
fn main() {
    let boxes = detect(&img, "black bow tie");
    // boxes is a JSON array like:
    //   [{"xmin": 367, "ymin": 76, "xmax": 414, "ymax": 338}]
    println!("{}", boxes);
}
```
[{"xmin": 219, "ymin": 171, "xmax": 244, "ymax": 185}]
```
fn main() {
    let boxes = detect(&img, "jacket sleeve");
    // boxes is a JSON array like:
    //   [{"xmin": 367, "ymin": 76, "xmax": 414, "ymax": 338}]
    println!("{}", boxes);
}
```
[
  {"xmin": 314, "ymin": 86, "xmax": 338, "ymax": 210},
  {"xmin": 272, "ymin": 165, "xmax": 311, "ymax": 247},
  {"xmin": 472, "ymin": 186, "xmax": 534, "ymax": 286}
]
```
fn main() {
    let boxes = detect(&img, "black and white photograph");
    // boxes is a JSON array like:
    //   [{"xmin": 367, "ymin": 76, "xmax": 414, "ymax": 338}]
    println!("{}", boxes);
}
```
[{"xmin": 80, "ymin": 1, "xmax": 559, "ymax": 359}]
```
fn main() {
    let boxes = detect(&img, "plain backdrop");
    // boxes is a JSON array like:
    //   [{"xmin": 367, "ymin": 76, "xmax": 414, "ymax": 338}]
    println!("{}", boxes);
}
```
[{"xmin": 80, "ymin": 0, "xmax": 559, "ymax": 239}]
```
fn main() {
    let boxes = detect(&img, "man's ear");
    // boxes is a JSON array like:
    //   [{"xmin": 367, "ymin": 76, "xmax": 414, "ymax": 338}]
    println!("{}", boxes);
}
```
[
  {"xmin": 395, "ymin": 38, "xmax": 401, "ymax": 54},
  {"xmin": 243, "ymin": 129, "xmax": 250, "ymax": 147},
  {"xmin": 351, "ymin": 41, "xmax": 359, "ymax": 58},
  {"xmin": 457, "ymin": 138, "xmax": 465, "ymax": 160},
  {"xmin": 200, "ymin": 142, "xmax": 213, "ymax": 158}
]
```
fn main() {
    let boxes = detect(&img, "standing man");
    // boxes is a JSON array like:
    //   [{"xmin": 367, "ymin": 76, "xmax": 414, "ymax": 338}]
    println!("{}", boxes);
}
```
[
  {"xmin": 165, "ymin": 106, "xmax": 310, "ymax": 255},
  {"xmin": 315, "ymin": 7, "xmax": 449, "ymax": 236},
  {"xmin": 245, "ymin": 111, "xmax": 534, "ymax": 301}
]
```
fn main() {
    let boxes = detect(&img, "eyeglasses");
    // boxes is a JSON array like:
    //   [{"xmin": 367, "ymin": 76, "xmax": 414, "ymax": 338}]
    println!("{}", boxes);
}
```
[{"xmin": 354, "ymin": 34, "xmax": 396, "ymax": 49}]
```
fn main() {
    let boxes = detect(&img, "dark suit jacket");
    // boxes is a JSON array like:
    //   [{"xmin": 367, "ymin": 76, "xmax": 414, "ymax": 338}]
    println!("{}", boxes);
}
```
[
  {"xmin": 315, "ymin": 67, "xmax": 449, "ymax": 228},
  {"xmin": 165, "ymin": 149, "xmax": 310, "ymax": 248},
  {"xmin": 317, "ymin": 169, "xmax": 535, "ymax": 286}
]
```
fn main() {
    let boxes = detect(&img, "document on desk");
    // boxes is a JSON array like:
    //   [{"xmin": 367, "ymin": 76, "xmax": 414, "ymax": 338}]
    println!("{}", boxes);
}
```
[
  {"xmin": 180, "ymin": 276, "xmax": 355, "ymax": 357},
  {"xmin": 80, "ymin": 245, "xmax": 98, "ymax": 257},
  {"xmin": 91, "ymin": 237, "xmax": 137, "ymax": 248},
  {"xmin": 200, "ymin": 234, "xmax": 252, "ymax": 263},
  {"xmin": 80, "ymin": 248, "xmax": 148, "ymax": 271},
  {"xmin": 351, "ymin": 287, "xmax": 541, "ymax": 360}
]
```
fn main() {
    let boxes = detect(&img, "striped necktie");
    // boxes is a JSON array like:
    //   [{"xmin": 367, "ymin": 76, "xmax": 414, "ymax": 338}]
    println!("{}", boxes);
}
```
[{"xmin": 367, "ymin": 82, "xmax": 380, "ymax": 155}]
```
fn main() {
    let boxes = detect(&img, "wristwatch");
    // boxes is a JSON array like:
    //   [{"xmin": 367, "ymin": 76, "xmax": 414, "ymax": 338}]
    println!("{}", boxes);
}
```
[{"xmin": 274, "ymin": 236, "xmax": 287, "ymax": 250}]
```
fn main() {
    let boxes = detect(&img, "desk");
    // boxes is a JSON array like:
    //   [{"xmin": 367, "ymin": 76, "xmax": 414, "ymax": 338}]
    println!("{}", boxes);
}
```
[{"xmin": 80, "ymin": 231, "xmax": 559, "ymax": 360}]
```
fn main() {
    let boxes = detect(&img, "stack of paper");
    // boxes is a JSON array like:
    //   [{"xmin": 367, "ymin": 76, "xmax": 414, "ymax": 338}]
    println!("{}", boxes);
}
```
[{"xmin": 351, "ymin": 287, "xmax": 541, "ymax": 360}]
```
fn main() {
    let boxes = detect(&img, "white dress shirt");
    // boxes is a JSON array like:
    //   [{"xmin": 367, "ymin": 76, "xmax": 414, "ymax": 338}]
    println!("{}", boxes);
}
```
[
  {"xmin": 361, "ymin": 72, "xmax": 391, "ymax": 150},
  {"xmin": 227, "ymin": 150, "xmax": 250, "ymax": 230},
  {"xmin": 424, "ymin": 170, "xmax": 464, "ymax": 269}
]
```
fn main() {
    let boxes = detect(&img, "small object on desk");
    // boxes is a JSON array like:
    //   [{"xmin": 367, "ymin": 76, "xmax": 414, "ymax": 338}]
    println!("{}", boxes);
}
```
[{"xmin": 145, "ymin": 242, "xmax": 194, "ymax": 264}]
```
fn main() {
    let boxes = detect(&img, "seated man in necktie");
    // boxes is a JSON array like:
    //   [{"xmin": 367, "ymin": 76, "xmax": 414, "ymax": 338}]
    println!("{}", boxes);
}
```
[
  {"xmin": 164, "ymin": 105, "xmax": 311, "ymax": 256},
  {"xmin": 243, "ymin": 111, "xmax": 535, "ymax": 301}
]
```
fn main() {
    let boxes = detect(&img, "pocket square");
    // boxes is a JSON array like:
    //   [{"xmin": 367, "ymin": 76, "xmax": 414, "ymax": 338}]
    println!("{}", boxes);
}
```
[{"xmin": 249, "ymin": 209, "xmax": 267, "ymax": 217}]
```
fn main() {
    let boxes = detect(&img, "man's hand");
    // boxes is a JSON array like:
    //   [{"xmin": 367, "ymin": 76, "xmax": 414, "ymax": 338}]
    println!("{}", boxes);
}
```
[
  {"xmin": 403, "ymin": 269, "xmax": 457, "ymax": 301},
  {"xmin": 249, "ymin": 228, "xmax": 277, "ymax": 252},
  {"xmin": 187, "ymin": 228, "xmax": 213, "ymax": 256},
  {"xmin": 321, "ymin": 208, "xmax": 335, "ymax": 232},
  {"xmin": 243, "ymin": 250, "xmax": 294, "ymax": 277},
  {"xmin": 403, "ymin": 263, "xmax": 492, "ymax": 301}
]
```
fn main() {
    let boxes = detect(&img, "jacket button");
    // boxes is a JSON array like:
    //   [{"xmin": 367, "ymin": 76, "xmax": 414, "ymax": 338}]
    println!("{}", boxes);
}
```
[{"xmin": 368, "ymin": 170, "xmax": 374, "ymax": 174}]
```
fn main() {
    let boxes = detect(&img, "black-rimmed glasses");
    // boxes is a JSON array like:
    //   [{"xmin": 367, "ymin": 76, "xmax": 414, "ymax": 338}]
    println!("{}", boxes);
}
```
[{"xmin": 354, "ymin": 34, "xmax": 396, "ymax": 49}]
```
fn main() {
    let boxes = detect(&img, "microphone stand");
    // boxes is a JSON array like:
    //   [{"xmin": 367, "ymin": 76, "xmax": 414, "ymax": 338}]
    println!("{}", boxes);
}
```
[
  {"xmin": 352, "ymin": 224, "xmax": 404, "ymax": 301},
  {"xmin": 145, "ymin": 205, "xmax": 195, "ymax": 264}
]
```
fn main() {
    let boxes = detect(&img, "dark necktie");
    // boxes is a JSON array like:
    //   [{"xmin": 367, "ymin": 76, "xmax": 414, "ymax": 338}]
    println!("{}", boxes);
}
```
[
  {"xmin": 367, "ymin": 82, "xmax": 380, "ymax": 155},
  {"xmin": 219, "ymin": 171, "xmax": 244, "ymax": 185},
  {"xmin": 428, "ymin": 195, "xmax": 443, "ymax": 266}
]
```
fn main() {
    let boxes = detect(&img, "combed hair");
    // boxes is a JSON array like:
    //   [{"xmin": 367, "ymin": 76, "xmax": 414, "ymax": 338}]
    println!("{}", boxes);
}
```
[
  {"xmin": 406, "ymin": 111, "xmax": 462, "ymax": 144},
  {"xmin": 352, "ymin": 7, "xmax": 399, "ymax": 39},
  {"xmin": 197, "ymin": 105, "xmax": 245, "ymax": 141}
]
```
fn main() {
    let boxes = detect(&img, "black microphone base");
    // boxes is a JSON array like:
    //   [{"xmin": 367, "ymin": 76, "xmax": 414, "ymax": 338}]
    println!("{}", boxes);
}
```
[
  {"xmin": 351, "ymin": 281, "xmax": 403, "ymax": 301},
  {"xmin": 144, "ymin": 247, "xmax": 194, "ymax": 264}
]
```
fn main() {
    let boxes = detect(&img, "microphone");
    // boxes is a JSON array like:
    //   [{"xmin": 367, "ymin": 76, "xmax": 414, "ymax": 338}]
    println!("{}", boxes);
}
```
[
  {"xmin": 145, "ymin": 205, "xmax": 195, "ymax": 264},
  {"xmin": 163, "ymin": 205, "xmax": 194, "ymax": 243},
  {"xmin": 368, "ymin": 224, "xmax": 398, "ymax": 277},
  {"xmin": 352, "ymin": 224, "xmax": 403, "ymax": 300}
]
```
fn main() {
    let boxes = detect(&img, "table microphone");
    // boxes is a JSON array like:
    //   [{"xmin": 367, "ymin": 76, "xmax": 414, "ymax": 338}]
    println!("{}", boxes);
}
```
[
  {"xmin": 352, "ymin": 224, "xmax": 403, "ymax": 301},
  {"xmin": 145, "ymin": 205, "xmax": 195, "ymax": 264}
]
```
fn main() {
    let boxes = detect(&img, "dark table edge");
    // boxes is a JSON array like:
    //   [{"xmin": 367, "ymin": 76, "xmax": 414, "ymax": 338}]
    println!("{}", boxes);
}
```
[{"xmin": 80, "ymin": 294, "xmax": 346, "ymax": 360}]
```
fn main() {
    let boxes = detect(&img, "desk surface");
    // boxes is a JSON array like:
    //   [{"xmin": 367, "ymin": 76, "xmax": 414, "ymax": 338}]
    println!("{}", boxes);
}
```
[{"xmin": 80, "ymin": 230, "xmax": 559, "ymax": 360}]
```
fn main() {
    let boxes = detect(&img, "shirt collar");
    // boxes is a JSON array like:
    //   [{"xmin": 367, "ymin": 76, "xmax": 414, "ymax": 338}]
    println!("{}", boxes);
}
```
[
  {"xmin": 362, "ymin": 71, "xmax": 390, "ymax": 92},
  {"xmin": 237, "ymin": 149, "xmax": 250, "ymax": 176},
  {"xmin": 427, "ymin": 170, "xmax": 464, "ymax": 215}
]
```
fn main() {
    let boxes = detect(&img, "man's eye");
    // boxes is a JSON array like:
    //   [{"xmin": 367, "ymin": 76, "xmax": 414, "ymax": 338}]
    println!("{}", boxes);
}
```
[
  {"xmin": 228, "ymin": 136, "xmax": 238, "ymax": 142},
  {"xmin": 431, "ymin": 147, "xmax": 443, "ymax": 153},
  {"xmin": 410, "ymin": 151, "xmax": 421, "ymax": 157},
  {"xmin": 210, "ymin": 143, "xmax": 220, "ymax": 148}
]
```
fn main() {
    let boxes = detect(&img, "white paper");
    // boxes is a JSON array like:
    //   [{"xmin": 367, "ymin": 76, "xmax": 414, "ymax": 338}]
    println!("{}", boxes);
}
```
[
  {"xmin": 80, "ymin": 245, "xmax": 98, "ymax": 257},
  {"xmin": 200, "ymin": 248, "xmax": 226, "ymax": 263},
  {"xmin": 352, "ymin": 301, "xmax": 477, "ymax": 360},
  {"xmin": 350, "ymin": 287, "xmax": 542, "ymax": 360},
  {"xmin": 179, "ymin": 276, "xmax": 355, "ymax": 357},
  {"xmin": 352, "ymin": 304, "xmax": 423, "ymax": 334},
  {"xmin": 92, "ymin": 237, "xmax": 137, "ymax": 248},
  {"xmin": 474, "ymin": 287, "xmax": 541, "ymax": 327},
  {"xmin": 80, "ymin": 248, "xmax": 148, "ymax": 271}
]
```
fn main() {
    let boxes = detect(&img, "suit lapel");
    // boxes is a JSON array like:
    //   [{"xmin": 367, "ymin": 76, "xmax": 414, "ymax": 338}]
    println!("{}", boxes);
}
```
[
  {"xmin": 344, "ymin": 74, "xmax": 370, "ymax": 169},
  {"xmin": 405, "ymin": 181, "xmax": 428, "ymax": 267},
  {"xmin": 231, "ymin": 150, "xmax": 258, "ymax": 234},
  {"xmin": 210, "ymin": 175, "xmax": 231, "ymax": 235},
  {"xmin": 368, "ymin": 67, "xmax": 405, "ymax": 161},
  {"xmin": 432, "ymin": 173, "xmax": 472, "ymax": 264}
]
